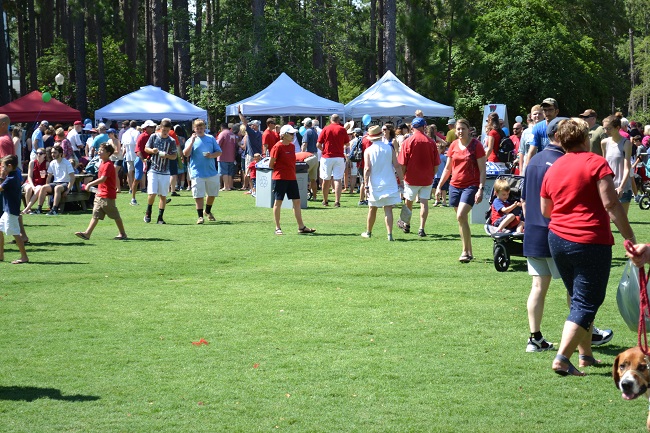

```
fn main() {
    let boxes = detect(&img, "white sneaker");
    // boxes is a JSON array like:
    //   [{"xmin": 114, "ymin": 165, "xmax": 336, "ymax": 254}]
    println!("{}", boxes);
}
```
[
  {"xmin": 130, "ymin": 199, "xmax": 138, "ymax": 206},
  {"xmin": 591, "ymin": 327, "xmax": 613, "ymax": 346},
  {"xmin": 361, "ymin": 232, "xmax": 372, "ymax": 238},
  {"xmin": 526, "ymin": 337, "xmax": 554, "ymax": 352}
]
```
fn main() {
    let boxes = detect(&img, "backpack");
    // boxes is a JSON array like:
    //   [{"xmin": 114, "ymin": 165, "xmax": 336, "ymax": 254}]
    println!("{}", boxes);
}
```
[
  {"xmin": 349, "ymin": 137, "xmax": 364, "ymax": 162},
  {"xmin": 496, "ymin": 129, "xmax": 515, "ymax": 163}
]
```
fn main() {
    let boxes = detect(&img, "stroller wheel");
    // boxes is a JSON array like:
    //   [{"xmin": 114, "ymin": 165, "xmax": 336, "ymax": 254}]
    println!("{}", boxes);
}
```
[
  {"xmin": 494, "ymin": 243, "xmax": 510, "ymax": 272},
  {"xmin": 640, "ymin": 195, "xmax": 650, "ymax": 210}
]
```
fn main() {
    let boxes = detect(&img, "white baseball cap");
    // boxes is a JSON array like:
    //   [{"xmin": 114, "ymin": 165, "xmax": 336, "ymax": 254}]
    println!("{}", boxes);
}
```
[
  {"xmin": 142, "ymin": 120, "xmax": 156, "ymax": 128},
  {"xmin": 280, "ymin": 125, "xmax": 298, "ymax": 136}
]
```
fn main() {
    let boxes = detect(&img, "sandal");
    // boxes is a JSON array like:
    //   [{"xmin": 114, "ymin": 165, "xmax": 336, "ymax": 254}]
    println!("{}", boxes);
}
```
[
  {"xmin": 275, "ymin": 228, "xmax": 284, "ymax": 235},
  {"xmin": 553, "ymin": 354, "xmax": 585, "ymax": 376},
  {"xmin": 114, "ymin": 235, "xmax": 128, "ymax": 240},
  {"xmin": 75, "ymin": 232, "xmax": 90, "ymax": 241},
  {"xmin": 322, "ymin": 200, "xmax": 329, "ymax": 206},
  {"xmin": 11, "ymin": 259, "xmax": 28, "ymax": 264},
  {"xmin": 578, "ymin": 354, "xmax": 602, "ymax": 367},
  {"xmin": 458, "ymin": 253, "xmax": 472, "ymax": 263},
  {"xmin": 298, "ymin": 226, "xmax": 316, "ymax": 234}
]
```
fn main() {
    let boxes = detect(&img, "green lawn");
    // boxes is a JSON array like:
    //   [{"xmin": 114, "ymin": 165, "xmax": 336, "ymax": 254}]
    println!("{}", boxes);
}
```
[{"xmin": 0, "ymin": 190, "xmax": 648, "ymax": 432}]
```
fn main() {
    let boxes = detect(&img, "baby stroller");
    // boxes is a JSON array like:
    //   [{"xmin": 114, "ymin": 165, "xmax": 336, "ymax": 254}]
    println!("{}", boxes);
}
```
[{"xmin": 484, "ymin": 175, "xmax": 524, "ymax": 272}]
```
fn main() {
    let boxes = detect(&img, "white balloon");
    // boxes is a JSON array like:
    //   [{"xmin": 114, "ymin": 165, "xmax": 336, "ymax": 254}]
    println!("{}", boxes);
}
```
[{"xmin": 515, "ymin": 115, "xmax": 523, "ymax": 123}]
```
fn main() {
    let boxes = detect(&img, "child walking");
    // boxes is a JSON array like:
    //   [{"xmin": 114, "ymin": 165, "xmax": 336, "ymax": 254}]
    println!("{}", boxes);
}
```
[
  {"xmin": 75, "ymin": 143, "xmax": 128, "ymax": 240},
  {"xmin": 0, "ymin": 155, "xmax": 29, "ymax": 263}
]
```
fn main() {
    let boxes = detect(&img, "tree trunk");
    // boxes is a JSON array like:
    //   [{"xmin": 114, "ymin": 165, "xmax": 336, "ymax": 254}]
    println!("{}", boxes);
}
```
[
  {"xmin": 66, "ymin": 0, "xmax": 76, "ymax": 88},
  {"xmin": 0, "ymin": 0, "xmax": 10, "ymax": 104},
  {"xmin": 40, "ymin": 0, "xmax": 54, "ymax": 50},
  {"xmin": 145, "ymin": 0, "xmax": 153, "ymax": 84},
  {"xmin": 96, "ymin": 10, "xmax": 107, "ymax": 106},
  {"xmin": 73, "ymin": 0, "xmax": 87, "ymax": 118},
  {"xmin": 383, "ymin": 0, "xmax": 395, "ymax": 73},
  {"xmin": 629, "ymin": 27, "xmax": 636, "ymax": 114},
  {"xmin": 312, "ymin": 0, "xmax": 324, "ymax": 70},
  {"xmin": 122, "ymin": 0, "xmax": 138, "ymax": 65},
  {"xmin": 161, "ymin": 0, "xmax": 169, "ymax": 91},
  {"xmin": 151, "ymin": 0, "xmax": 165, "ymax": 88},
  {"xmin": 376, "ymin": 0, "xmax": 384, "ymax": 76},
  {"xmin": 326, "ymin": 53, "xmax": 338, "ymax": 102},
  {"xmin": 17, "ymin": 0, "xmax": 27, "ymax": 94},
  {"xmin": 27, "ymin": 0, "xmax": 37, "ymax": 89},
  {"xmin": 205, "ymin": 0, "xmax": 213, "ymax": 86},
  {"xmin": 251, "ymin": 0, "xmax": 266, "ymax": 75},
  {"xmin": 446, "ymin": 8, "xmax": 454, "ymax": 96},
  {"xmin": 192, "ymin": 0, "xmax": 202, "ymax": 90},
  {"xmin": 367, "ymin": 0, "xmax": 376, "ymax": 86}
]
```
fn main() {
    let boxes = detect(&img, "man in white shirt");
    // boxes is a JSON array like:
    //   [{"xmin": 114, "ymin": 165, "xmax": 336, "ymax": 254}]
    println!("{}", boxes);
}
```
[
  {"xmin": 121, "ymin": 120, "xmax": 140, "ymax": 193},
  {"xmin": 23, "ymin": 144, "xmax": 75, "ymax": 215},
  {"xmin": 66, "ymin": 120, "xmax": 84, "ymax": 158}
]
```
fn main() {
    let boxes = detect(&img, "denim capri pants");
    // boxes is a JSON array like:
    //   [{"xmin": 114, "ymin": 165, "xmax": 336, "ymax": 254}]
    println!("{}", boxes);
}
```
[{"xmin": 548, "ymin": 231, "xmax": 612, "ymax": 330}]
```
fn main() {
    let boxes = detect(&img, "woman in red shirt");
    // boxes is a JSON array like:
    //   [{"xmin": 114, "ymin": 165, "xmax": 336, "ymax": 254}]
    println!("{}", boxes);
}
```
[
  {"xmin": 485, "ymin": 113, "xmax": 501, "ymax": 163},
  {"xmin": 541, "ymin": 118, "xmax": 635, "ymax": 377},
  {"xmin": 269, "ymin": 125, "xmax": 315, "ymax": 236},
  {"xmin": 435, "ymin": 119, "xmax": 486, "ymax": 262}
]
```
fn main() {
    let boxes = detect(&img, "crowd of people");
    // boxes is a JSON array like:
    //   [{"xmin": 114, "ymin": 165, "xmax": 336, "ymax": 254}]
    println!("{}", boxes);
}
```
[{"xmin": 2, "ymin": 101, "xmax": 650, "ymax": 379}]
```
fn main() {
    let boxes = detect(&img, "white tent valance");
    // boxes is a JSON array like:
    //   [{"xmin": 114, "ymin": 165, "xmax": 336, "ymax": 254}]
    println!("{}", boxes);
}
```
[
  {"xmin": 344, "ymin": 71, "xmax": 454, "ymax": 119},
  {"xmin": 225, "ymin": 73, "xmax": 344, "ymax": 117},
  {"xmin": 95, "ymin": 85, "xmax": 208, "ymax": 123}
]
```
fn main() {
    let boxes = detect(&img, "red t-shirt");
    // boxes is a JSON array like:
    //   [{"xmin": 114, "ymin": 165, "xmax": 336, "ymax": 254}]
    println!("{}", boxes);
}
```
[
  {"xmin": 487, "ymin": 129, "xmax": 501, "ymax": 162},
  {"xmin": 270, "ymin": 141, "xmax": 296, "ymax": 180},
  {"xmin": 0, "ymin": 134, "xmax": 13, "ymax": 157},
  {"xmin": 540, "ymin": 151, "xmax": 615, "ymax": 245},
  {"xmin": 248, "ymin": 160, "xmax": 257, "ymax": 179},
  {"xmin": 262, "ymin": 129, "xmax": 280, "ymax": 155},
  {"xmin": 398, "ymin": 129, "xmax": 441, "ymax": 186},
  {"xmin": 97, "ymin": 159, "xmax": 117, "ymax": 199},
  {"xmin": 319, "ymin": 123, "xmax": 348, "ymax": 158},
  {"xmin": 135, "ymin": 131, "xmax": 150, "ymax": 159},
  {"xmin": 447, "ymin": 138, "xmax": 486, "ymax": 188}
]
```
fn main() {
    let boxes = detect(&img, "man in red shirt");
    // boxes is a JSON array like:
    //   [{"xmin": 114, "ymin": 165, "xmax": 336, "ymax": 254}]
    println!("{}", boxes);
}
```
[
  {"xmin": 74, "ymin": 143, "xmax": 127, "ymax": 240},
  {"xmin": 262, "ymin": 118, "xmax": 280, "ymax": 156},
  {"xmin": 397, "ymin": 117, "xmax": 440, "ymax": 237},
  {"xmin": 317, "ymin": 114, "xmax": 348, "ymax": 207},
  {"xmin": 0, "ymin": 114, "xmax": 13, "ymax": 158},
  {"xmin": 131, "ymin": 120, "xmax": 155, "ymax": 205}
]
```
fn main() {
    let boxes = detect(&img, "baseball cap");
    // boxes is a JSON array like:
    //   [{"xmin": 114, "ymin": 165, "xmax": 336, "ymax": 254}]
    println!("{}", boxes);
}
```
[
  {"xmin": 541, "ymin": 98, "xmax": 558, "ymax": 109},
  {"xmin": 250, "ymin": 120, "xmax": 261, "ymax": 126},
  {"xmin": 546, "ymin": 116, "xmax": 568, "ymax": 138},
  {"xmin": 107, "ymin": 128, "xmax": 117, "ymax": 135},
  {"xmin": 446, "ymin": 118, "xmax": 456, "ymax": 125},
  {"xmin": 40, "ymin": 120, "xmax": 49, "ymax": 126},
  {"xmin": 302, "ymin": 117, "xmax": 312, "ymax": 125},
  {"xmin": 142, "ymin": 120, "xmax": 156, "ymax": 128},
  {"xmin": 353, "ymin": 127, "xmax": 362, "ymax": 134},
  {"xmin": 97, "ymin": 122, "xmax": 107, "ymax": 130},
  {"xmin": 280, "ymin": 125, "xmax": 297, "ymax": 135},
  {"xmin": 412, "ymin": 117, "xmax": 427, "ymax": 129},
  {"xmin": 579, "ymin": 109, "xmax": 596, "ymax": 118},
  {"xmin": 74, "ymin": 120, "xmax": 83, "ymax": 126}
]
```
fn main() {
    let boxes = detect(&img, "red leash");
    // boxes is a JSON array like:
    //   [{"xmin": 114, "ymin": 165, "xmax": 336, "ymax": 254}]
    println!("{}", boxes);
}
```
[{"xmin": 624, "ymin": 240, "xmax": 650, "ymax": 356}]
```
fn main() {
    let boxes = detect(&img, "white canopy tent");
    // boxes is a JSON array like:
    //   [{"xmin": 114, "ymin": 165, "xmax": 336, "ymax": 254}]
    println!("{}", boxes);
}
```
[
  {"xmin": 225, "ymin": 73, "xmax": 345, "ymax": 117},
  {"xmin": 94, "ymin": 85, "xmax": 208, "ymax": 123},
  {"xmin": 344, "ymin": 70, "xmax": 454, "ymax": 119}
]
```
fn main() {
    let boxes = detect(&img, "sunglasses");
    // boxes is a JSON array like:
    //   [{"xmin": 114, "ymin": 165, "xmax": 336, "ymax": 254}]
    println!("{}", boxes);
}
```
[{"xmin": 36, "ymin": 152, "xmax": 45, "ymax": 155}]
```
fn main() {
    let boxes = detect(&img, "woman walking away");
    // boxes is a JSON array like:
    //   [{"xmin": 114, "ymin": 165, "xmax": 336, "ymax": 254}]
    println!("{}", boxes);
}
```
[
  {"xmin": 541, "ymin": 118, "xmax": 635, "ymax": 376},
  {"xmin": 361, "ymin": 125, "xmax": 404, "ymax": 241},
  {"xmin": 601, "ymin": 115, "xmax": 633, "ymax": 214},
  {"xmin": 435, "ymin": 119, "xmax": 486, "ymax": 262}
]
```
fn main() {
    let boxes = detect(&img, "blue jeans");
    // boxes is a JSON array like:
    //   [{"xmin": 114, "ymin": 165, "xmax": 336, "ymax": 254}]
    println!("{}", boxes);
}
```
[{"xmin": 548, "ymin": 231, "xmax": 612, "ymax": 330}]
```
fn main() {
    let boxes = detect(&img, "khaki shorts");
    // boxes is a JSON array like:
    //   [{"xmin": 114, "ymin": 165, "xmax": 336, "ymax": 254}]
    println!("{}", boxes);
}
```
[
  {"xmin": 527, "ymin": 256, "xmax": 560, "ymax": 279},
  {"xmin": 92, "ymin": 197, "xmax": 121, "ymax": 220}
]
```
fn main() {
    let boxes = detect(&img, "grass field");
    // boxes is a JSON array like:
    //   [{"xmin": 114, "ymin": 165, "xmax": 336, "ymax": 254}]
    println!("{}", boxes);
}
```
[{"xmin": 0, "ymin": 189, "xmax": 649, "ymax": 432}]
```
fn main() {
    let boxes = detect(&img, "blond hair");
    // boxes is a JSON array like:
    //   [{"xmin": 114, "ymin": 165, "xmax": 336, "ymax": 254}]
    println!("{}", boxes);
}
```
[{"xmin": 494, "ymin": 179, "xmax": 511, "ymax": 193}]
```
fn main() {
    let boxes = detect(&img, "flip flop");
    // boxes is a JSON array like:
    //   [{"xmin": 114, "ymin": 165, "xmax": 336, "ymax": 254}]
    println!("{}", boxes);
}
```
[
  {"xmin": 75, "ymin": 232, "xmax": 90, "ymax": 241},
  {"xmin": 298, "ymin": 226, "xmax": 316, "ymax": 234},
  {"xmin": 578, "ymin": 354, "xmax": 602, "ymax": 367},
  {"xmin": 459, "ymin": 253, "xmax": 472, "ymax": 263},
  {"xmin": 554, "ymin": 354, "xmax": 585, "ymax": 376},
  {"xmin": 11, "ymin": 259, "xmax": 28, "ymax": 264},
  {"xmin": 113, "ymin": 235, "xmax": 128, "ymax": 240}
]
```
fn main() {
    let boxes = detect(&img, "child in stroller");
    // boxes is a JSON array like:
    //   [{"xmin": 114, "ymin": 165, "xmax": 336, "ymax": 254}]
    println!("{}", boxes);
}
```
[{"xmin": 484, "ymin": 175, "xmax": 524, "ymax": 271}]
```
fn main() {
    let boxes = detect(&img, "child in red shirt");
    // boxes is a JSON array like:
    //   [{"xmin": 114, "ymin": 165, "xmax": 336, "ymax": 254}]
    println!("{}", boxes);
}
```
[
  {"xmin": 74, "ymin": 143, "xmax": 128, "ymax": 240},
  {"xmin": 490, "ymin": 179, "xmax": 523, "ymax": 233},
  {"xmin": 246, "ymin": 153, "xmax": 261, "ymax": 196}
]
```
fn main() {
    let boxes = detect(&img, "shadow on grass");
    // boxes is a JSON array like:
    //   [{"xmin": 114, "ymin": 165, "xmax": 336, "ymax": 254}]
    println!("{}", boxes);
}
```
[
  {"xmin": 125, "ymin": 237, "xmax": 173, "ymax": 242},
  {"xmin": 29, "ymin": 261, "xmax": 89, "ymax": 265},
  {"xmin": 0, "ymin": 386, "xmax": 100, "ymax": 402}
]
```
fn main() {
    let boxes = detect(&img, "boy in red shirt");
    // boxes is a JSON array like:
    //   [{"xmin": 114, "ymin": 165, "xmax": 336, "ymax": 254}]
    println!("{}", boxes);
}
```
[
  {"xmin": 74, "ymin": 143, "xmax": 128, "ymax": 240},
  {"xmin": 246, "ymin": 153, "xmax": 261, "ymax": 197}
]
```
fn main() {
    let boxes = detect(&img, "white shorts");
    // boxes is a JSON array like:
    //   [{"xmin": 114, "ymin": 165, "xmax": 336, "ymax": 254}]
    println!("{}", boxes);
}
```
[
  {"xmin": 350, "ymin": 165, "xmax": 358, "ymax": 176},
  {"xmin": 527, "ymin": 256, "xmax": 560, "ymax": 279},
  {"xmin": 0, "ymin": 212, "xmax": 20, "ymax": 236},
  {"xmin": 147, "ymin": 171, "xmax": 171, "ymax": 196},
  {"xmin": 192, "ymin": 175, "xmax": 220, "ymax": 198},
  {"xmin": 403, "ymin": 184, "xmax": 433, "ymax": 201},
  {"xmin": 126, "ymin": 160, "xmax": 135, "ymax": 172},
  {"xmin": 320, "ymin": 157, "xmax": 345, "ymax": 180}
]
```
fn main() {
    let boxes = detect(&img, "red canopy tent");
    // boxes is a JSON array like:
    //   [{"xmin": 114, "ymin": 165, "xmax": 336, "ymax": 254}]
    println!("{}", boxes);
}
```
[{"xmin": 0, "ymin": 90, "xmax": 82, "ymax": 123}]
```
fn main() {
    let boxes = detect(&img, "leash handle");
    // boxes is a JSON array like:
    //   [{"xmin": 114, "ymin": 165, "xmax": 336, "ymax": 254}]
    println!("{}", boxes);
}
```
[{"xmin": 625, "ymin": 240, "xmax": 650, "ymax": 356}]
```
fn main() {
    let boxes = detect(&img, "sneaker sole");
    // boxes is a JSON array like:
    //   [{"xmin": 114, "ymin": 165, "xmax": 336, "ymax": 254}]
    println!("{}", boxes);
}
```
[
  {"xmin": 526, "ymin": 346, "xmax": 554, "ymax": 353},
  {"xmin": 591, "ymin": 335, "xmax": 613, "ymax": 346}
]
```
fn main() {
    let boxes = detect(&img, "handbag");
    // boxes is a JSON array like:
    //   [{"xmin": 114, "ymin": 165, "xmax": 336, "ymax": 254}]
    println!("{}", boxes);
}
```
[{"xmin": 617, "ymin": 259, "xmax": 650, "ymax": 332}]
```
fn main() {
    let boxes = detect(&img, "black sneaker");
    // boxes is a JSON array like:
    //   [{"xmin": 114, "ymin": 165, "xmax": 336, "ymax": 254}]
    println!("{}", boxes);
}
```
[
  {"xmin": 591, "ymin": 327, "xmax": 613, "ymax": 346},
  {"xmin": 165, "ymin": 198, "xmax": 172, "ymax": 204},
  {"xmin": 418, "ymin": 229, "xmax": 426, "ymax": 237},
  {"xmin": 46, "ymin": 210, "xmax": 58, "ymax": 216},
  {"xmin": 144, "ymin": 214, "xmax": 151, "ymax": 223},
  {"xmin": 526, "ymin": 337, "xmax": 554, "ymax": 352},
  {"xmin": 157, "ymin": 219, "xmax": 166, "ymax": 225}
]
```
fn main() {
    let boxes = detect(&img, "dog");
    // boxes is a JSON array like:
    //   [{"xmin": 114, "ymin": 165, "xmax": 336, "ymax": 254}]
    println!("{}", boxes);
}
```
[{"xmin": 614, "ymin": 347, "xmax": 650, "ymax": 431}]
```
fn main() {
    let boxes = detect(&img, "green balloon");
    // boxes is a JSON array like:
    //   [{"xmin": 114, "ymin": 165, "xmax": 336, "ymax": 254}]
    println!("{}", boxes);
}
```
[{"xmin": 42, "ymin": 92, "xmax": 52, "ymax": 102}]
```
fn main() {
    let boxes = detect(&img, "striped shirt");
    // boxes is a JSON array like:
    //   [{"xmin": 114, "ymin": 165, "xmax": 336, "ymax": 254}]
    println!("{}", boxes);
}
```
[{"xmin": 146, "ymin": 133, "xmax": 177, "ymax": 174}]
